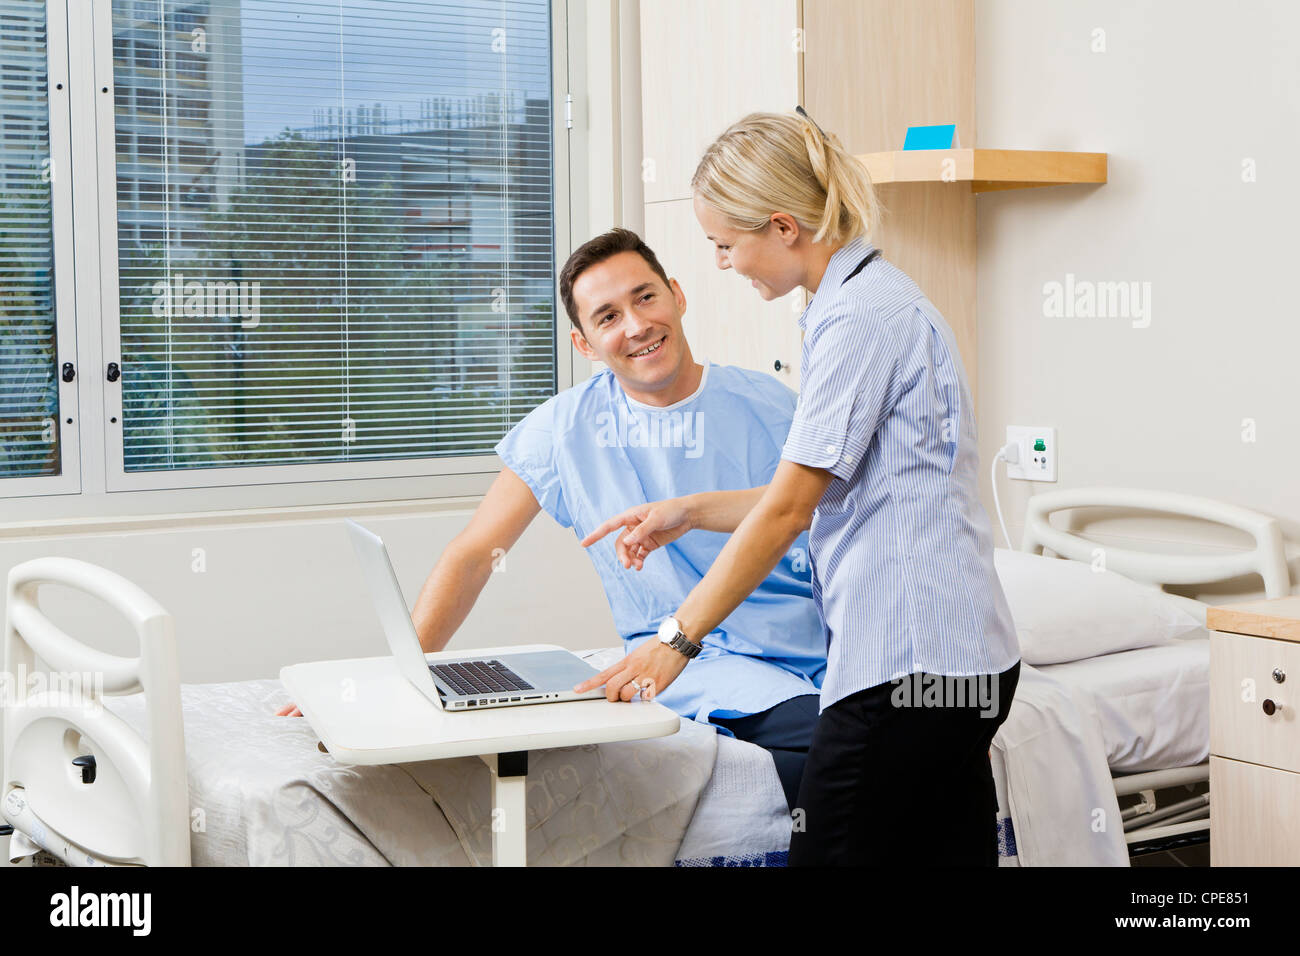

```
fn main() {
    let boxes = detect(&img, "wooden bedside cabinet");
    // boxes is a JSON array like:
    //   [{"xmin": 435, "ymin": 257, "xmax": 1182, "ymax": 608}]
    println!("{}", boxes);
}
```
[{"xmin": 1208, "ymin": 597, "xmax": 1300, "ymax": 865}]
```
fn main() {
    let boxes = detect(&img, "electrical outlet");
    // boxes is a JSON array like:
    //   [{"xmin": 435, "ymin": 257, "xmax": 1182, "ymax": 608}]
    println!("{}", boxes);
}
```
[{"xmin": 1005, "ymin": 425, "xmax": 1057, "ymax": 482}]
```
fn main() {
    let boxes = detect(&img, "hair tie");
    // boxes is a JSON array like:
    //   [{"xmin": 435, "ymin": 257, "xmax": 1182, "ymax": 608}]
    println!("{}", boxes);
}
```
[{"xmin": 795, "ymin": 105, "xmax": 828, "ymax": 141}]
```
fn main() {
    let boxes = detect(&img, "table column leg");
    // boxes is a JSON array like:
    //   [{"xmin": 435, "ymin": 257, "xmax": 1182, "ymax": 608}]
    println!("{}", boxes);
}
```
[{"xmin": 481, "ymin": 751, "xmax": 528, "ymax": 867}]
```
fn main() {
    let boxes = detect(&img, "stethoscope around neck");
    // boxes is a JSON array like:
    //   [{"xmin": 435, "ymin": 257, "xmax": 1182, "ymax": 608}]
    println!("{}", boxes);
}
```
[
  {"xmin": 774, "ymin": 249, "xmax": 881, "ymax": 373},
  {"xmin": 842, "ymin": 248, "xmax": 881, "ymax": 286}
]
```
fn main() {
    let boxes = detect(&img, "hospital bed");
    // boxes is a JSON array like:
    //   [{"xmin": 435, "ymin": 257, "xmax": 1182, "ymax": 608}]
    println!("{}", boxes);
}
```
[
  {"xmin": 1, "ymin": 487, "xmax": 1289, "ymax": 866},
  {"xmin": 995, "ymin": 486, "xmax": 1289, "ymax": 865},
  {"xmin": 0, "ymin": 561, "xmax": 783, "ymax": 867}
]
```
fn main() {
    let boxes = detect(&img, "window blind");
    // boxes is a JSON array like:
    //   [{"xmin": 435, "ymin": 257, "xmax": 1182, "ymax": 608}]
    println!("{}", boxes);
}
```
[
  {"xmin": 111, "ymin": 0, "xmax": 556, "ymax": 473},
  {"xmin": 0, "ymin": 0, "xmax": 60, "ymax": 479}
]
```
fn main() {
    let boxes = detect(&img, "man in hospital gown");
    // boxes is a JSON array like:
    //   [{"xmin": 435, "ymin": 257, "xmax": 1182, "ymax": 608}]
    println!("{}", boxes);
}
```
[{"xmin": 281, "ymin": 228, "xmax": 825, "ymax": 808}]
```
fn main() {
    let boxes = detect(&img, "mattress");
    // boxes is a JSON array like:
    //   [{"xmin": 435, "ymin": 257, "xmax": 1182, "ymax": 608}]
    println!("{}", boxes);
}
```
[{"xmin": 1036, "ymin": 634, "xmax": 1210, "ymax": 774}]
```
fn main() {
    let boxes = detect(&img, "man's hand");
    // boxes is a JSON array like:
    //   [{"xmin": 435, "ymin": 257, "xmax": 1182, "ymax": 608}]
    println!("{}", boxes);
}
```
[
  {"xmin": 573, "ymin": 638, "xmax": 690, "ymax": 702},
  {"xmin": 580, "ymin": 497, "xmax": 693, "ymax": 570},
  {"xmin": 275, "ymin": 703, "xmax": 302, "ymax": 717}
]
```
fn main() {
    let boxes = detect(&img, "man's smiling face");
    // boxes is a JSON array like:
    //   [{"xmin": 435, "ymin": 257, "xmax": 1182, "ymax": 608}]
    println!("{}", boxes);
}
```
[{"xmin": 570, "ymin": 250, "xmax": 692, "ymax": 396}]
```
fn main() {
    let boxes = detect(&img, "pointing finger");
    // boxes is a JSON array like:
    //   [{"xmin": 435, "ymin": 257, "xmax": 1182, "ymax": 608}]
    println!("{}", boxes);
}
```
[{"xmin": 580, "ymin": 515, "xmax": 627, "ymax": 548}]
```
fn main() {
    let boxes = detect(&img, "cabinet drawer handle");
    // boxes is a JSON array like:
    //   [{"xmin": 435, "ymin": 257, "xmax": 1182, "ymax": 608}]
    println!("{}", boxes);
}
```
[{"xmin": 1263, "ymin": 699, "xmax": 1280, "ymax": 716}]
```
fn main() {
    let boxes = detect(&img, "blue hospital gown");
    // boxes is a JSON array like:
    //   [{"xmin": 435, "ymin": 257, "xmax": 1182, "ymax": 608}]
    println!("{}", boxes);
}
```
[{"xmin": 495, "ymin": 361, "xmax": 826, "ymax": 725}]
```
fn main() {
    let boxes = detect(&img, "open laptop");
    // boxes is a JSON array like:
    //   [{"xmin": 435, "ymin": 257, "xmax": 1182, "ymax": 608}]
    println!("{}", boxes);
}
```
[{"xmin": 345, "ymin": 519, "xmax": 608, "ymax": 711}]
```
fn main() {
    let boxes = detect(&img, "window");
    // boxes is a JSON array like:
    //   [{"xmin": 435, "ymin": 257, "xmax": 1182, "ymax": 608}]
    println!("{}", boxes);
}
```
[
  {"xmin": 106, "ymin": 0, "xmax": 557, "ymax": 487},
  {"xmin": 0, "ymin": 0, "xmax": 76, "ymax": 495},
  {"xmin": 0, "ymin": 0, "xmax": 575, "ymax": 507}
]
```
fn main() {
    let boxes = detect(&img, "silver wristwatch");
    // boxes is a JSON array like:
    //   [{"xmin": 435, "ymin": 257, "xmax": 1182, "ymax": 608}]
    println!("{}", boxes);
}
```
[{"xmin": 657, "ymin": 616, "xmax": 701, "ymax": 660}]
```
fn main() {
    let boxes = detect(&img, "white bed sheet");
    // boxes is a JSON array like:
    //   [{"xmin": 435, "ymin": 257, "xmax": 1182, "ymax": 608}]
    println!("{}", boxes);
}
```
[
  {"xmin": 1036, "ymin": 634, "xmax": 1210, "ymax": 774},
  {"xmin": 580, "ymin": 648, "xmax": 793, "ymax": 866},
  {"xmin": 62, "ymin": 664, "xmax": 765, "ymax": 867},
  {"xmin": 59, "ymin": 675, "xmax": 718, "ymax": 866},
  {"xmin": 992, "ymin": 634, "xmax": 1210, "ymax": 866},
  {"xmin": 990, "ymin": 663, "xmax": 1129, "ymax": 866}
]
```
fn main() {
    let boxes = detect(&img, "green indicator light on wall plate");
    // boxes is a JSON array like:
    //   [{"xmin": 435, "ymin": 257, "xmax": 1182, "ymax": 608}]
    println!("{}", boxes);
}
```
[{"xmin": 1033, "ymin": 438, "xmax": 1046, "ymax": 452}]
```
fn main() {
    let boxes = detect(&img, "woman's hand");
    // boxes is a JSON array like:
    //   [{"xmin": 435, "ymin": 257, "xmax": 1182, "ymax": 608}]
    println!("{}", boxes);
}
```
[
  {"xmin": 275, "ymin": 702, "xmax": 303, "ymax": 717},
  {"xmin": 580, "ymin": 497, "xmax": 694, "ymax": 570},
  {"xmin": 573, "ymin": 638, "xmax": 690, "ymax": 702}
]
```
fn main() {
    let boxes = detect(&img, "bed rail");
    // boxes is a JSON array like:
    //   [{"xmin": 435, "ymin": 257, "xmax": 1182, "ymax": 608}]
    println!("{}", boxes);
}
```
[
  {"xmin": 2, "ymin": 558, "xmax": 189, "ymax": 866},
  {"xmin": 1017, "ymin": 487, "xmax": 1291, "ymax": 857},
  {"xmin": 1021, "ymin": 486, "xmax": 1290, "ymax": 600}
]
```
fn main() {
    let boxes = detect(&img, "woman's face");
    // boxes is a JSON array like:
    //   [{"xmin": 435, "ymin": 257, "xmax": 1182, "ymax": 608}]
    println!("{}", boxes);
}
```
[{"xmin": 693, "ymin": 194, "xmax": 805, "ymax": 301}]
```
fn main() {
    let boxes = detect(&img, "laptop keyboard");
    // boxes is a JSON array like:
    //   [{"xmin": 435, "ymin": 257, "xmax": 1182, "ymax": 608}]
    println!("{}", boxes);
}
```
[{"xmin": 430, "ymin": 660, "xmax": 535, "ymax": 698}]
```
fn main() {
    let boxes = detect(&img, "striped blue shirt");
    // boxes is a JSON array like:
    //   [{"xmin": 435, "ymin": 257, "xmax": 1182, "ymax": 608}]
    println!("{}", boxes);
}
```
[{"xmin": 781, "ymin": 236, "xmax": 1020, "ymax": 711}]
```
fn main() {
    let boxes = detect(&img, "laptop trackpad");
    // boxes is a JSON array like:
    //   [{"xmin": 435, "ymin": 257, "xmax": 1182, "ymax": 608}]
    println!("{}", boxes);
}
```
[{"xmin": 505, "ymin": 651, "xmax": 601, "ymax": 690}]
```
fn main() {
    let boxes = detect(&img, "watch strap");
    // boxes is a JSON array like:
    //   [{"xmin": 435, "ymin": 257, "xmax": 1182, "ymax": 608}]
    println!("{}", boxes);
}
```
[{"xmin": 667, "ymin": 632, "xmax": 701, "ymax": 660}]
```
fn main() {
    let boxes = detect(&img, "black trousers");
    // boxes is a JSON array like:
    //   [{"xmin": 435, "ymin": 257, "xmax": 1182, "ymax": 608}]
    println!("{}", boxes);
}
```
[
  {"xmin": 788, "ymin": 660, "xmax": 1020, "ymax": 866},
  {"xmin": 712, "ymin": 694, "xmax": 820, "ymax": 811}
]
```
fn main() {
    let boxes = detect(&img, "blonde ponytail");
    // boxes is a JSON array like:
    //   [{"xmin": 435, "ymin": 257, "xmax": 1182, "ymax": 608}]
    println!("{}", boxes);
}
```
[{"xmin": 691, "ymin": 110, "xmax": 882, "ymax": 246}]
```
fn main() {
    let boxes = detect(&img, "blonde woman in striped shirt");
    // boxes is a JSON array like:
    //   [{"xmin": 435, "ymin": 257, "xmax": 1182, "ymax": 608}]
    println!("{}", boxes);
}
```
[{"xmin": 578, "ymin": 110, "xmax": 1020, "ymax": 866}]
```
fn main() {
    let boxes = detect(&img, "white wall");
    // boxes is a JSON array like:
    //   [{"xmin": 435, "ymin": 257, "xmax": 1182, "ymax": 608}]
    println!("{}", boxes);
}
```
[
  {"xmin": 3, "ymin": 505, "xmax": 616, "ymax": 684},
  {"xmin": 975, "ymin": 0, "xmax": 1300, "ymax": 599}
]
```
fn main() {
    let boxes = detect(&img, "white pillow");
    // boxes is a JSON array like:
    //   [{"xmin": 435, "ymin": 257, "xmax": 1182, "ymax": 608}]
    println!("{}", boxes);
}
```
[{"xmin": 994, "ymin": 548, "xmax": 1203, "ymax": 666}]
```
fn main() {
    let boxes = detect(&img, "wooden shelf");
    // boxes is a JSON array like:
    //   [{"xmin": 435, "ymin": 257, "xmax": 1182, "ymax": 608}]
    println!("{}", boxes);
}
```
[{"xmin": 857, "ymin": 148, "xmax": 1107, "ymax": 192}]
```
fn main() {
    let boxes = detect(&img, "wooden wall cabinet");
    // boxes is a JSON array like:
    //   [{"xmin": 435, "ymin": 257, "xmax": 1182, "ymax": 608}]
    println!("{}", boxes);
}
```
[
  {"xmin": 638, "ymin": 0, "xmax": 806, "ymax": 387},
  {"xmin": 638, "ymin": 0, "xmax": 977, "ymax": 392}
]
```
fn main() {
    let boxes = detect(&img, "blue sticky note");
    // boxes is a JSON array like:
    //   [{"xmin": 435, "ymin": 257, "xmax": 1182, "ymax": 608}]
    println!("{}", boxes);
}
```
[{"xmin": 903, "ymin": 124, "xmax": 958, "ymax": 150}]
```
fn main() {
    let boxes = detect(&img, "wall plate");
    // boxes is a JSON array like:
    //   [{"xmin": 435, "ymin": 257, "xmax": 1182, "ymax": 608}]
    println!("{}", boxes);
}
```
[{"xmin": 1005, "ymin": 425, "xmax": 1056, "ymax": 482}]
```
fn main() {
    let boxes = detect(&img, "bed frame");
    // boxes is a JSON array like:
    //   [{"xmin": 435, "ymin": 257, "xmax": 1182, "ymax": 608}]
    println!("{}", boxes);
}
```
[
  {"xmin": 2, "ymin": 557, "xmax": 189, "ymax": 866},
  {"xmin": 1020, "ymin": 486, "xmax": 1291, "ymax": 854}
]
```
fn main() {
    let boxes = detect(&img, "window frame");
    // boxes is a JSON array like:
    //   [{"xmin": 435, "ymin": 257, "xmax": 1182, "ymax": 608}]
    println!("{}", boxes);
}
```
[
  {"xmin": 81, "ymin": 0, "xmax": 578, "ymax": 499},
  {"xmin": 0, "ymin": 0, "xmax": 81, "ymax": 499}
]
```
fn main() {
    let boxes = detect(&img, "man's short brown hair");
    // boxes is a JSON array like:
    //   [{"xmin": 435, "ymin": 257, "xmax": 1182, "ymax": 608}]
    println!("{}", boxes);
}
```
[{"xmin": 559, "ymin": 228, "xmax": 672, "ymax": 333}]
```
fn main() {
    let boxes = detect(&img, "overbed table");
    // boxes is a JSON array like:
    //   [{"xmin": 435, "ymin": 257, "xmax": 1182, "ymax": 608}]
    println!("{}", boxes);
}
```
[{"xmin": 280, "ymin": 643, "xmax": 680, "ymax": 866}]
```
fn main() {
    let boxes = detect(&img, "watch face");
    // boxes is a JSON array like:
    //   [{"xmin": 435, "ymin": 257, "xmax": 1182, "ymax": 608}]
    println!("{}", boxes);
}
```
[{"xmin": 658, "ymin": 617, "xmax": 679, "ymax": 642}]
